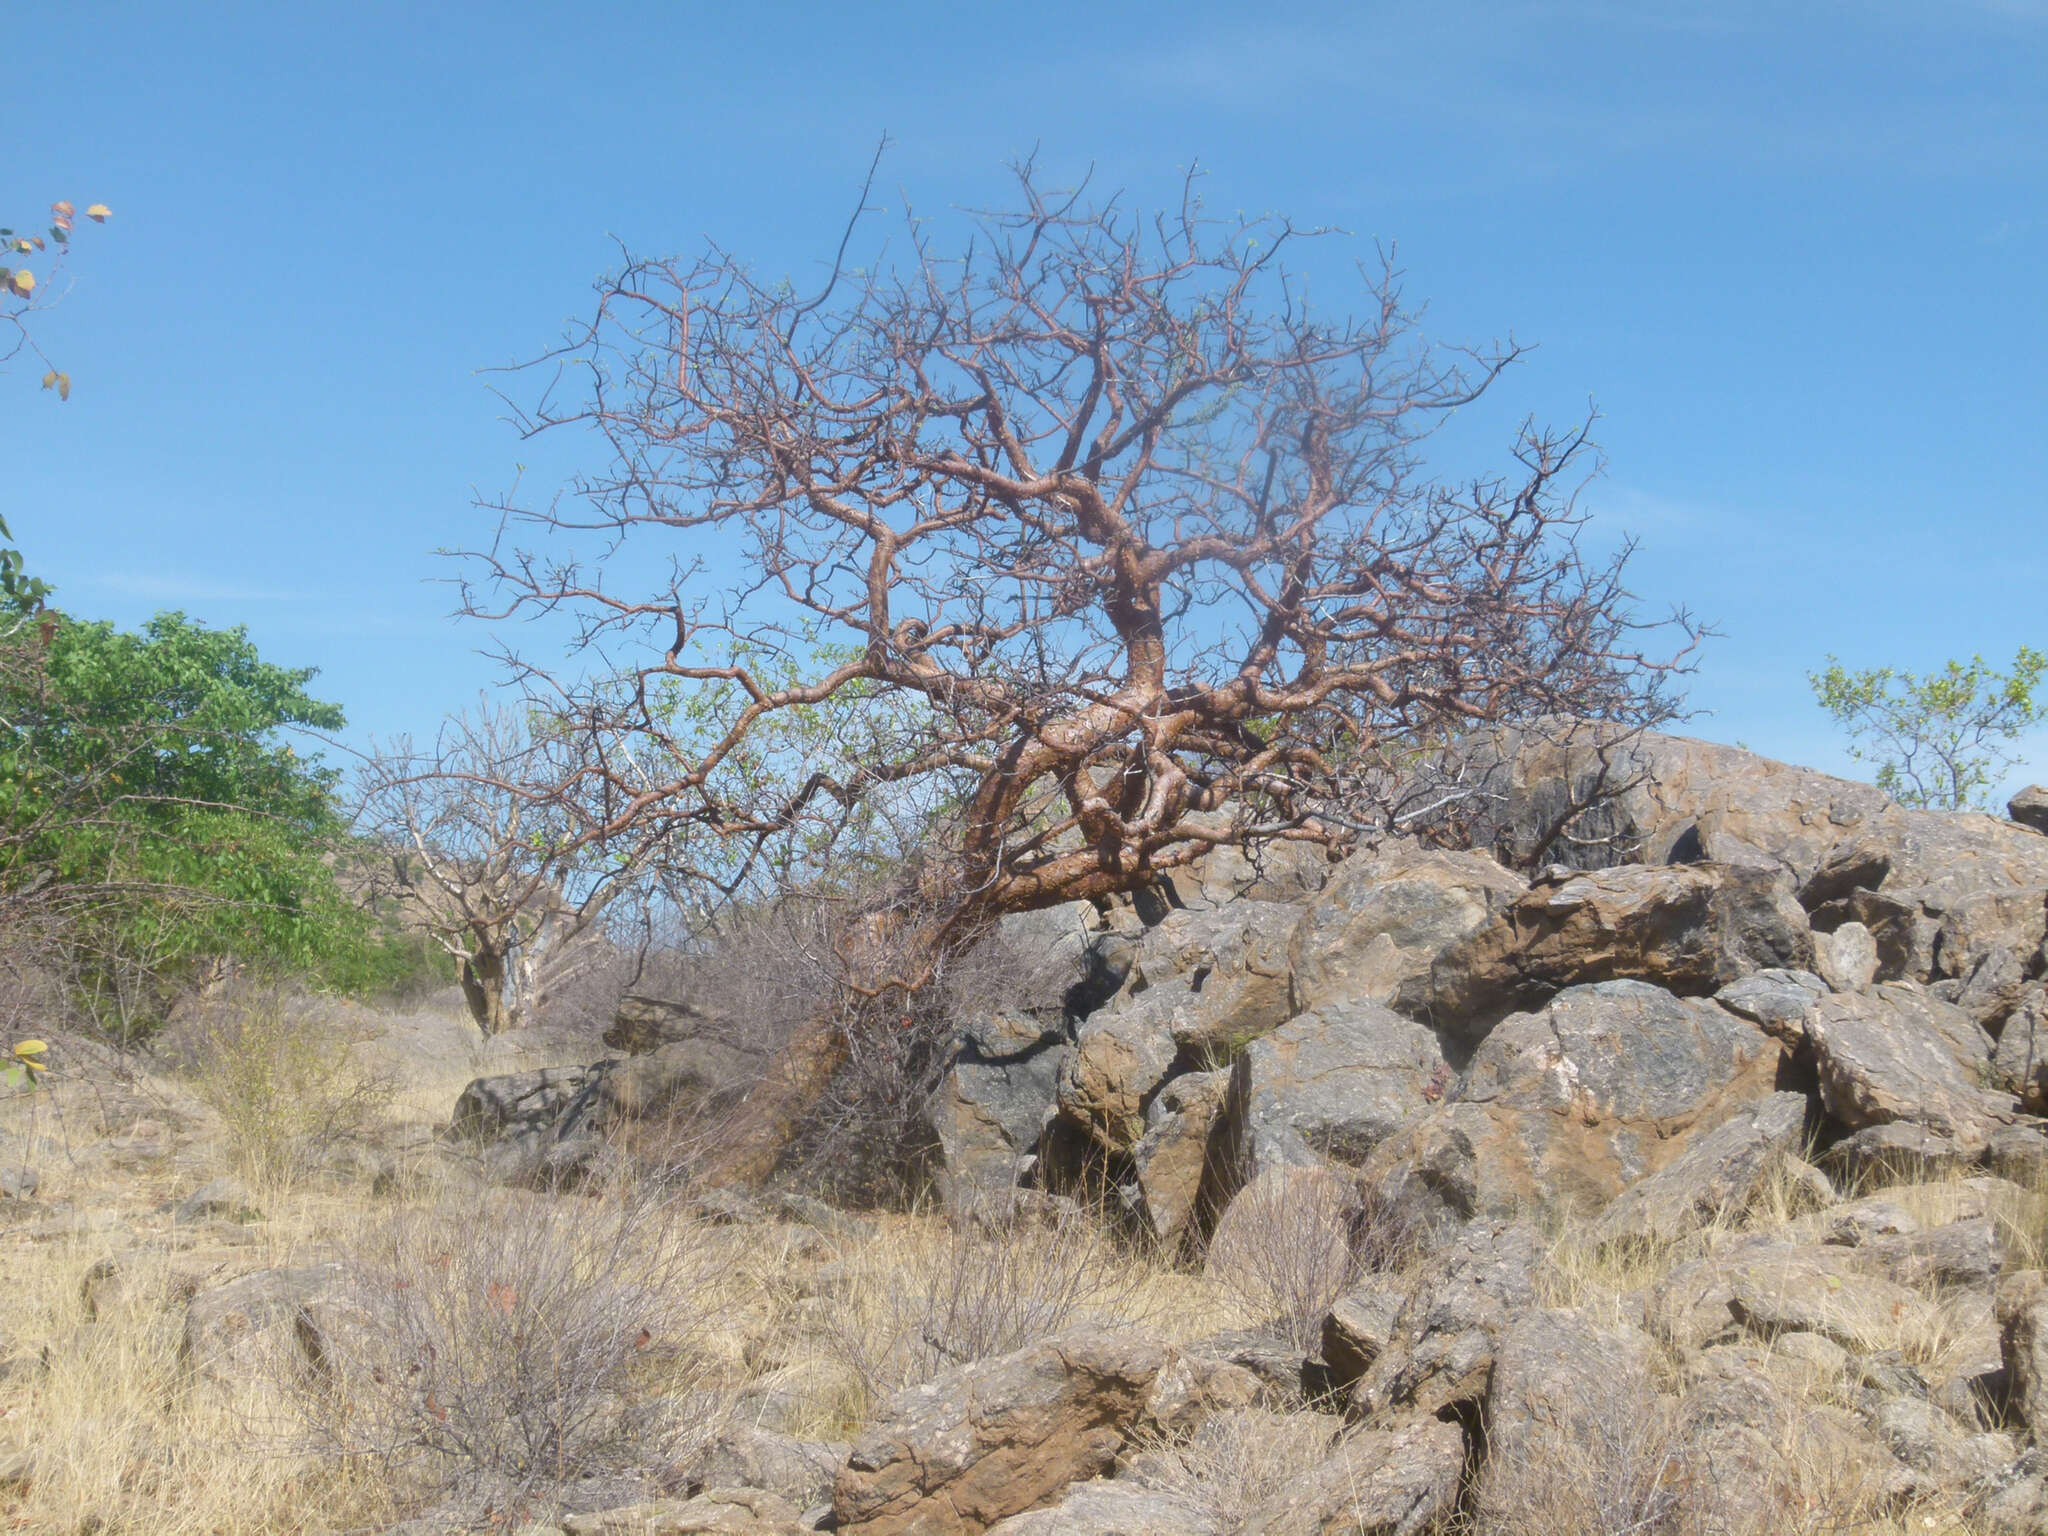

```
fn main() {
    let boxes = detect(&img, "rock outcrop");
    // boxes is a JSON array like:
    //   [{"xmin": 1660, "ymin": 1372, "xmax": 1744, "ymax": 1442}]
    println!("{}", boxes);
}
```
[
  {"xmin": 1368, "ymin": 980, "xmax": 1786, "ymax": 1226},
  {"xmin": 1428, "ymin": 862, "xmax": 1815, "ymax": 1049},
  {"xmin": 832, "ymin": 1329, "xmax": 1257, "ymax": 1536}
]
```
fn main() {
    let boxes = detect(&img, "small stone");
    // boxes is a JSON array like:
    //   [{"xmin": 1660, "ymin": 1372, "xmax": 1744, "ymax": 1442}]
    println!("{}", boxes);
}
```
[
  {"xmin": 1814, "ymin": 922, "xmax": 1879, "ymax": 993},
  {"xmin": 173, "ymin": 1177, "xmax": 257, "ymax": 1224}
]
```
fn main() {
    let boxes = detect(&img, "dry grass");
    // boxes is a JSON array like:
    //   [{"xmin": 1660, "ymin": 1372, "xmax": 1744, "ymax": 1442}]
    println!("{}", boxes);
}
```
[
  {"xmin": 1, "ymin": 1013, "xmax": 2032, "ymax": 1535},
  {"xmin": 172, "ymin": 988, "xmax": 394, "ymax": 1197},
  {"xmin": 1204, "ymin": 1165, "xmax": 1426, "ymax": 1354},
  {"xmin": 1121, "ymin": 1407, "xmax": 1344, "ymax": 1529},
  {"xmin": 812, "ymin": 1195, "xmax": 1222, "ymax": 1433},
  {"xmin": 288, "ymin": 1186, "xmax": 734, "ymax": 1520}
]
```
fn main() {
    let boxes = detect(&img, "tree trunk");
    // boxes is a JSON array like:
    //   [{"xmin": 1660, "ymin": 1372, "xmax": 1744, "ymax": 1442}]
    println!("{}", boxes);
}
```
[{"xmin": 459, "ymin": 945, "xmax": 513, "ymax": 1036}]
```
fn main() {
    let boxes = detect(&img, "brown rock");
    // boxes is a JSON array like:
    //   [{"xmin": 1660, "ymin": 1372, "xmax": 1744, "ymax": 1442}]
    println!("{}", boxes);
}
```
[
  {"xmin": 1286, "ymin": 840, "xmax": 1523, "ymax": 1017},
  {"xmin": 1429, "ymin": 862, "xmax": 1815, "ymax": 1048},
  {"xmin": 1804, "ymin": 983, "xmax": 2007, "ymax": 1153},
  {"xmin": 1370, "ymin": 980, "xmax": 1785, "ymax": 1225},
  {"xmin": 832, "ymin": 1330, "xmax": 1255, "ymax": 1536}
]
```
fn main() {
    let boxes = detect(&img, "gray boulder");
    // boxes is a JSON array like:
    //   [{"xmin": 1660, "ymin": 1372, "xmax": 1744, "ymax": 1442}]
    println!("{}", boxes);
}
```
[
  {"xmin": 1852, "ymin": 1216, "xmax": 2007, "ymax": 1291},
  {"xmin": 1235, "ymin": 1420, "xmax": 1466, "ymax": 1536},
  {"xmin": 1429, "ymin": 862, "xmax": 1815, "ymax": 1048},
  {"xmin": 1126, "ymin": 1068, "xmax": 1230, "ymax": 1251},
  {"xmin": 1994, "ymin": 984, "xmax": 2048, "ymax": 1112},
  {"xmin": 1722, "ymin": 1245, "xmax": 1936, "ymax": 1352},
  {"xmin": 1822, "ymin": 1122, "xmax": 1979, "ymax": 1187},
  {"xmin": 448, "ymin": 1063, "xmax": 602, "ymax": 1144},
  {"xmin": 1286, "ymin": 840, "xmax": 1523, "ymax": 1017},
  {"xmin": 984, "ymin": 1481, "xmax": 1220, "ymax": 1536},
  {"xmin": 1322, "ymin": 1285, "xmax": 1407, "ymax": 1389},
  {"xmin": 1437, "ymin": 726, "xmax": 2048, "ymax": 991},
  {"xmin": 1588, "ymin": 1091, "xmax": 1810, "ymax": 1248},
  {"xmin": 1974, "ymin": 1449, "xmax": 2048, "ymax": 1534},
  {"xmin": 1998, "ymin": 1270, "xmax": 2048, "ymax": 1437},
  {"xmin": 2014, "ymin": 786, "xmax": 2048, "ymax": 836},
  {"xmin": 1426, "ymin": 724, "xmax": 1896, "ymax": 880},
  {"xmin": 181, "ymin": 1261, "xmax": 352, "ymax": 1391},
  {"xmin": 591, "ymin": 1035, "xmax": 759, "ymax": 1129},
  {"xmin": 1224, "ymin": 999, "xmax": 1446, "ymax": 1187},
  {"xmin": 1814, "ymin": 921, "xmax": 1881, "ymax": 993},
  {"xmin": 604, "ymin": 992, "xmax": 724, "ymax": 1055},
  {"xmin": 446, "ymin": 1062, "xmax": 612, "ymax": 1184},
  {"xmin": 1713, "ymin": 968, "xmax": 1830, "ymax": 1040},
  {"xmin": 1370, "ymin": 980, "xmax": 1785, "ymax": 1226},
  {"xmin": 1055, "ymin": 993, "xmax": 1183, "ymax": 1157},
  {"xmin": 1481, "ymin": 1307, "xmax": 1658, "ymax": 1484},
  {"xmin": 1156, "ymin": 815, "xmax": 1334, "ymax": 910},
  {"xmin": 1054, "ymin": 902, "xmax": 1298, "ymax": 1156},
  {"xmin": 676, "ymin": 1424, "xmax": 848, "ymax": 1512},
  {"xmin": 929, "ymin": 1044, "xmax": 1066, "ymax": 1206},
  {"xmin": 1803, "ymin": 983, "xmax": 2008, "ymax": 1153},
  {"xmin": 1353, "ymin": 1219, "xmax": 1544, "ymax": 1420}
]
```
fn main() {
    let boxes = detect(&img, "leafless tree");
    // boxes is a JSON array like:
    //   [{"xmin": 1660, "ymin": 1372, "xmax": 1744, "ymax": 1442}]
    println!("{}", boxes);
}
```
[
  {"xmin": 464, "ymin": 158, "xmax": 1698, "ymax": 1180},
  {"xmin": 356, "ymin": 705, "xmax": 649, "ymax": 1036}
]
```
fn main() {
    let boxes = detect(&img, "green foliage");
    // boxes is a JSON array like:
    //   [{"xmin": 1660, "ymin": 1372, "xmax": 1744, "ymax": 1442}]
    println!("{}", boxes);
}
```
[
  {"xmin": 639, "ymin": 637, "xmax": 965, "ymax": 897},
  {"xmin": 0, "ymin": 514, "xmax": 50, "ymax": 613},
  {"xmin": 0, "ymin": 602, "xmax": 439, "ymax": 1021},
  {"xmin": 1810, "ymin": 646, "xmax": 2047, "ymax": 811},
  {"xmin": 1, "ymin": 1037, "xmax": 48, "ymax": 1094}
]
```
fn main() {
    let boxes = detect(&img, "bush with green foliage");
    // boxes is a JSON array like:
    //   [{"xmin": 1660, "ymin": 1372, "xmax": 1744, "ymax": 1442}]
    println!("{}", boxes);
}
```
[
  {"xmin": 1810, "ymin": 646, "xmax": 2046, "ymax": 811},
  {"xmin": 0, "ymin": 596, "xmax": 447, "ymax": 1028}
]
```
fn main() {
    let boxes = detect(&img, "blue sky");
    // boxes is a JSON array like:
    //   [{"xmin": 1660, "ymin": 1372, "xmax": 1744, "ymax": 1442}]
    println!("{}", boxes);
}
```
[{"xmin": 9, "ymin": 0, "xmax": 2045, "ymax": 793}]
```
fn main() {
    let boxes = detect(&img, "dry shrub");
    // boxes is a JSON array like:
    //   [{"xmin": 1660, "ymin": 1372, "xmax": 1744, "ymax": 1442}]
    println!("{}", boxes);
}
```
[
  {"xmin": 631, "ymin": 879, "xmax": 1075, "ymax": 1206},
  {"xmin": 1471, "ymin": 1369, "xmax": 1954, "ymax": 1536},
  {"xmin": 1205, "ymin": 1166, "xmax": 1424, "ymax": 1354},
  {"xmin": 1123, "ymin": 1407, "xmax": 1345, "ymax": 1529},
  {"xmin": 827, "ymin": 1196, "xmax": 1168, "ymax": 1416},
  {"xmin": 290, "ymin": 1185, "xmax": 724, "ymax": 1516},
  {"xmin": 1473, "ymin": 1388, "xmax": 1694, "ymax": 1536},
  {"xmin": 0, "ymin": 902, "xmax": 74, "ymax": 1041},
  {"xmin": 173, "ymin": 987, "xmax": 391, "ymax": 1191}
]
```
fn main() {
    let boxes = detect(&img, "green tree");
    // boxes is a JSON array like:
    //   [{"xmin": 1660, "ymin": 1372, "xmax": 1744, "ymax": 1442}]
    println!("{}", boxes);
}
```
[
  {"xmin": 1810, "ymin": 646, "xmax": 2047, "ymax": 811},
  {"xmin": 0, "ymin": 603, "xmax": 429, "ymax": 1027}
]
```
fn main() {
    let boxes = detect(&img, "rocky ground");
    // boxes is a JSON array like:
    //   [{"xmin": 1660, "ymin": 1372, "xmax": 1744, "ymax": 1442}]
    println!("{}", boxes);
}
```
[{"xmin": 8, "ymin": 728, "xmax": 2048, "ymax": 1533}]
